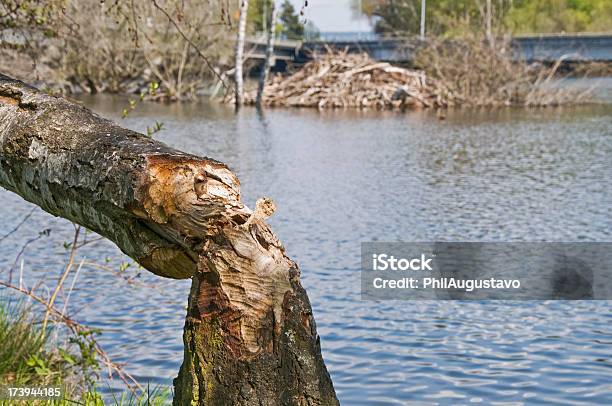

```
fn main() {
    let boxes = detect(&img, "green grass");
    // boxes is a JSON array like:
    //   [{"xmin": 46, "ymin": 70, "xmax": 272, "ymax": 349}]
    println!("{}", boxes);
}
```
[
  {"xmin": 79, "ymin": 386, "xmax": 172, "ymax": 406},
  {"xmin": 0, "ymin": 301, "xmax": 63, "ymax": 387},
  {"xmin": 0, "ymin": 300, "xmax": 171, "ymax": 405}
]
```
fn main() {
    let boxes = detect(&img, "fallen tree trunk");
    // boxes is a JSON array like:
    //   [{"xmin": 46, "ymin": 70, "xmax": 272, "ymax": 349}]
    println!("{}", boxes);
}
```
[{"xmin": 0, "ymin": 74, "xmax": 338, "ymax": 405}]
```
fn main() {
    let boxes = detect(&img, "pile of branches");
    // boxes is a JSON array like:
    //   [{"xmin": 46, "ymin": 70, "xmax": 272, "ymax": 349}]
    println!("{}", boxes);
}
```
[
  {"xmin": 243, "ymin": 50, "xmax": 457, "ymax": 109},
  {"xmin": 414, "ymin": 35, "xmax": 593, "ymax": 107}
]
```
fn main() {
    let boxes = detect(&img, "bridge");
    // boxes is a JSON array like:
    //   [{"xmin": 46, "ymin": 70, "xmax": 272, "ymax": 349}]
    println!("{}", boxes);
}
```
[{"xmin": 246, "ymin": 32, "xmax": 612, "ymax": 67}]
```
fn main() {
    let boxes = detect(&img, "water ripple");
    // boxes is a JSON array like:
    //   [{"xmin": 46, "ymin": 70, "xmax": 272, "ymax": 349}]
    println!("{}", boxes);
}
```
[{"xmin": 1, "ymin": 95, "xmax": 611, "ymax": 404}]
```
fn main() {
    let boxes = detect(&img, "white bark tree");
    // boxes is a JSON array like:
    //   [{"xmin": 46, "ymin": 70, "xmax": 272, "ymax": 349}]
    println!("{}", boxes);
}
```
[
  {"xmin": 256, "ymin": 0, "xmax": 278, "ymax": 108},
  {"xmin": 234, "ymin": 0, "xmax": 250, "ymax": 108}
]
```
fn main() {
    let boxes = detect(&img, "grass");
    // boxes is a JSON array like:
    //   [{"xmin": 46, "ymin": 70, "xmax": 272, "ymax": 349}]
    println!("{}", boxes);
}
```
[
  {"xmin": 76, "ymin": 385, "xmax": 171, "ymax": 406},
  {"xmin": 0, "ymin": 301, "xmax": 65, "ymax": 387},
  {"xmin": 0, "ymin": 300, "xmax": 171, "ymax": 405}
]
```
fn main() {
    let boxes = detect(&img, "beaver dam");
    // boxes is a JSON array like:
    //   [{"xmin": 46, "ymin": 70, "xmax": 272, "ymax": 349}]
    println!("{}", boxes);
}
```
[
  {"xmin": 239, "ymin": 49, "xmax": 592, "ymax": 109},
  {"xmin": 241, "ymin": 51, "xmax": 456, "ymax": 109}
]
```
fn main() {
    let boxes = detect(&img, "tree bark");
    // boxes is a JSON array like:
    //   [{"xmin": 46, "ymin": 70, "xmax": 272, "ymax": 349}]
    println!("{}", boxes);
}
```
[
  {"xmin": 256, "ymin": 1, "xmax": 278, "ymax": 109},
  {"xmin": 0, "ymin": 74, "xmax": 338, "ymax": 405},
  {"xmin": 235, "ymin": 0, "xmax": 249, "ymax": 109}
]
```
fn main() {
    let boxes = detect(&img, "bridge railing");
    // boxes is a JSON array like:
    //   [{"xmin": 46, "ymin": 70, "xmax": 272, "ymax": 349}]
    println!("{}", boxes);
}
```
[
  {"xmin": 303, "ymin": 31, "xmax": 382, "ymax": 42},
  {"xmin": 246, "ymin": 31, "xmax": 612, "ymax": 63}
]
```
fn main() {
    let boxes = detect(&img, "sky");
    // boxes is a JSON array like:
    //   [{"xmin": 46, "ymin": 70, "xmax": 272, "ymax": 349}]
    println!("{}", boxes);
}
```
[{"xmin": 286, "ymin": 0, "xmax": 373, "ymax": 32}]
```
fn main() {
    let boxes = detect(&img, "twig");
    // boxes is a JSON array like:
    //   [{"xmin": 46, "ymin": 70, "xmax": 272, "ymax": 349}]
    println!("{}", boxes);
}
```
[
  {"xmin": 19, "ymin": 259, "xmax": 24, "ymax": 290},
  {"xmin": 0, "ymin": 207, "xmax": 36, "ymax": 243},
  {"xmin": 81, "ymin": 261, "xmax": 163, "ymax": 291},
  {"xmin": 151, "ymin": 0, "xmax": 227, "ymax": 87},
  {"xmin": 0, "ymin": 279, "xmax": 143, "ymax": 392},
  {"xmin": 61, "ymin": 259, "xmax": 85, "ymax": 319},
  {"xmin": 6, "ymin": 229, "xmax": 51, "ymax": 284},
  {"xmin": 75, "ymin": 236, "xmax": 105, "ymax": 249},
  {"xmin": 42, "ymin": 226, "xmax": 81, "ymax": 336}
]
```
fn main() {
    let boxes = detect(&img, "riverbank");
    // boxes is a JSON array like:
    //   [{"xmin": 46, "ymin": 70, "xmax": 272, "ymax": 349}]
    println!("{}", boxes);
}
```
[
  {"xmin": 240, "ymin": 37, "xmax": 602, "ymax": 109},
  {"xmin": 4, "ymin": 32, "xmax": 608, "ymax": 109},
  {"xmin": 3, "ymin": 33, "xmax": 607, "ymax": 108},
  {"xmin": 0, "ymin": 301, "xmax": 170, "ymax": 405}
]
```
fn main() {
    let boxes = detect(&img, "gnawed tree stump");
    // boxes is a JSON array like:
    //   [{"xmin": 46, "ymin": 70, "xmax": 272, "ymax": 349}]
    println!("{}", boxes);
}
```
[{"xmin": 0, "ymin": 74, "xmax": 338, "ymax": 405}]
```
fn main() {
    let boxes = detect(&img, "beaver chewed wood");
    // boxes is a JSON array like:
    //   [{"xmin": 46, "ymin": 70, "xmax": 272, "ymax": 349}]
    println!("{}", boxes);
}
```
[{"xmin": 0, "ymin": 74, "xmax": 338, "ymax": 405}]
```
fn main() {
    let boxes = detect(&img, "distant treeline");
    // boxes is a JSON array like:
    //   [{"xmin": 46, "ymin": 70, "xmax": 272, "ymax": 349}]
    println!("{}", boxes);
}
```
[
  {"xmin": 249, "ymin": 0, "xmax": 318, "ymax": 39},
  {"xmin": 0, "ymin": 0, "xmax": 308, "ymax": 99},
  {"xmin": 356, "ymin": 0, "xmax": 612, "ymax": 36}
]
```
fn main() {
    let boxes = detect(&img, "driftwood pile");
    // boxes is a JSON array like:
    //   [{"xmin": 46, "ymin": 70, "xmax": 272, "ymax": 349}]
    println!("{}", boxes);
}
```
[{"xmin": 242, "ymin": 50, "xmax": 456, "ymax": 109}]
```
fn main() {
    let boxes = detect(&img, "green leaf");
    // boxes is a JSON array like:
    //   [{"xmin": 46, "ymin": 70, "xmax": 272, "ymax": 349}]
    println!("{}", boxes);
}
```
[{"xmin": 59, "ymin": 348, "xmax": 77, "ymax": 364}]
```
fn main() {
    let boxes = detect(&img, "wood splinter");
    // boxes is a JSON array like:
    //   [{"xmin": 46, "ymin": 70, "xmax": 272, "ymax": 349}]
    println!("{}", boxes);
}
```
[{"xmin": 243, "ymin": 197, "xmax": 277, "ymax": 228}]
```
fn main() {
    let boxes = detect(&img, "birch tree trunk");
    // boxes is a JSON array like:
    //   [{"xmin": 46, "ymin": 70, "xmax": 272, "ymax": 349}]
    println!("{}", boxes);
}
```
[
  {"xmin": 234, "ymin": 0, "xmax": 250, "ymax": 108},
  {"xmin": 485, "ymin": 0, "xmax": 493, "ymax": 46},
  {"xmin": 256, "ymin": 1, "xmax": 278, "ymax": 108},
  {"xmin": 0, "ymin": 74, "xmax": 339, "ymax": 405}
]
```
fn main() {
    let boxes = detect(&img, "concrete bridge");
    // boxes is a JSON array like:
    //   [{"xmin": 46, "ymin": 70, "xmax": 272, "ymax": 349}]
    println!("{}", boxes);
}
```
[{"xmin": 246, "ymin": 32, "xmax": 612, "ymax": 67}]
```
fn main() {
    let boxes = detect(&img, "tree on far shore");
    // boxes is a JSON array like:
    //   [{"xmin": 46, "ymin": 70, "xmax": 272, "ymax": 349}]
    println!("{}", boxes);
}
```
[
  {"xmin": 354, "ymin": 0, "xmax": 612, "ymax": 36},
  {"xmin": 279, "ymin": 0, "xmax": 304, "ymax": 39}
]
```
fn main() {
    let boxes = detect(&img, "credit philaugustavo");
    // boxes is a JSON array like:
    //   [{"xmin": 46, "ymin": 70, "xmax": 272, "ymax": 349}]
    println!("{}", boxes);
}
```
[{"xmin": 372, "ymin": 277, "xmax": 521, "ymax": 291}]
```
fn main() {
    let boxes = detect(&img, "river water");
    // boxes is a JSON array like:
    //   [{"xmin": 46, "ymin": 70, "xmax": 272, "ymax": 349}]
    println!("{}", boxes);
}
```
[{"xmin": 1, "ymin": 83, "xmax": 611, "ymax": 405}]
